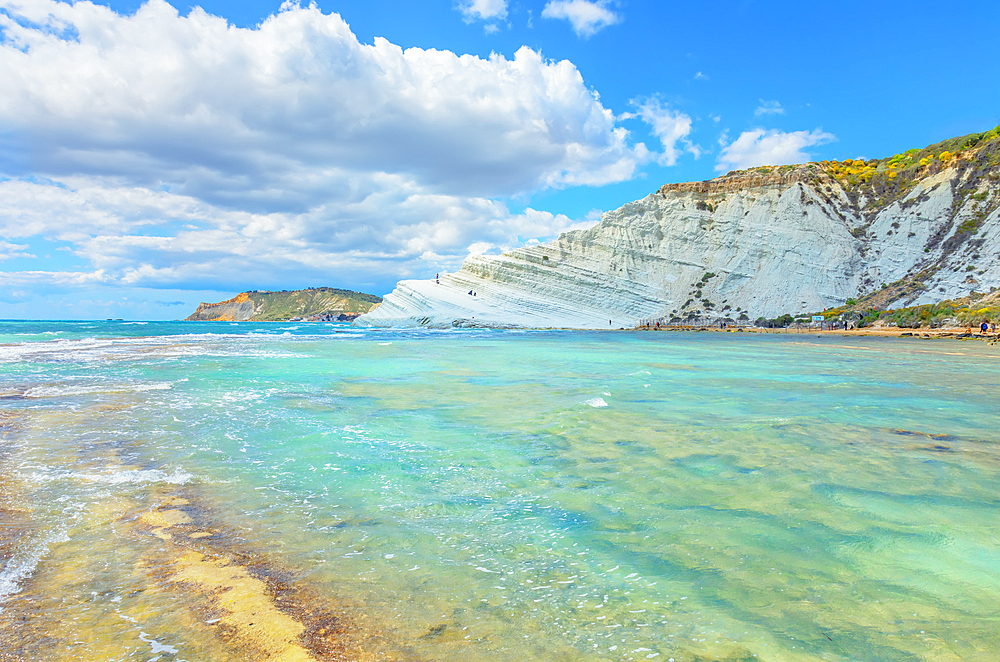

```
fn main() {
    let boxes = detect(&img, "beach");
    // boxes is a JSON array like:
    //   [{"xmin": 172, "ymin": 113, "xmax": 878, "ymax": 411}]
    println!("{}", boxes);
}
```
[
  {"xmin": 2, "ymin": 320, "xmax": 999, "ymax": 662},
  {"xmin": 638, "ymin": 324, "xmax": 1000, "ymax": 341}
]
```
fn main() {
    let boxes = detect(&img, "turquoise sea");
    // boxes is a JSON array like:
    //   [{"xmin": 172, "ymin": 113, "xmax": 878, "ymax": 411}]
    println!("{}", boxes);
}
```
[{"xmin": 1, "ymin": 320, "xmax": 998, "ymax": 662}]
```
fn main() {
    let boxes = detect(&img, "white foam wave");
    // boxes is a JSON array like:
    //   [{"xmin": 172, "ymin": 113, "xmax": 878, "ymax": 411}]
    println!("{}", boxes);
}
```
[
  {"xmin": 139, "ymin": 631, "xmax": 179, "ymax": 655},
  {"xmin": 29, "ymin": 467, "xmax": 193, "ymax": 486},
  {"xmin": 0, "ymin": 333, "xmax": 309, "ymax": 364},
  {"xmin": 585, "ymin": 397, "xmax": 609, "ymax": 408},
  {"xmin": 0, "ymin": 529, "xmax": 71, "ymax": 610},
  {"xmin": 0, "ymin": 337, "xmax": 116, "ymax": 363},
  {"xmin": 23, "ymin": 382, "xmax": 173, "ymax": 398}
]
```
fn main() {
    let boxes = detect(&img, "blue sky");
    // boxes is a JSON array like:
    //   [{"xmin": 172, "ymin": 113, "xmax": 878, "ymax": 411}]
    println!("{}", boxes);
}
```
[{"xmin": 1, "ymin": 0, "xmax": 998, "ymax": 319}]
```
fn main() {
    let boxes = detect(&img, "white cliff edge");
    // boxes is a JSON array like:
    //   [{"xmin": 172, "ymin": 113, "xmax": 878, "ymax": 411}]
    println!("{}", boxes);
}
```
[{"xmin": 359, "ymin": 156, "xmax": 1000, "ymax": 329}]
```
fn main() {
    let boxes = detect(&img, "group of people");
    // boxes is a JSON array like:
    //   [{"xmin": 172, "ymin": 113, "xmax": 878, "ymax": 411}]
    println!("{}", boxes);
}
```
[{"xmin": 434, "ymin": 273, "xmax": 477, "ymax": 296}]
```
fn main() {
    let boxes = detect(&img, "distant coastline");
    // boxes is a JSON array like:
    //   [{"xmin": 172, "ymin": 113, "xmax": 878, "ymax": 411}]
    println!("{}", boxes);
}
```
[
  {"xmin": 629, "ymin": 324, "xmax": 999, "ymax": 344},
  {"xmin": 185, "ymin": 288, "xmax": 382, "ymax": 322}
]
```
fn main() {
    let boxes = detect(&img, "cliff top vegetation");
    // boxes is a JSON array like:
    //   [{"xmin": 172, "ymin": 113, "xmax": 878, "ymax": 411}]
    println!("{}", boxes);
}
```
[{"xmin": 719, "ymin": 124, "xmax": 1000, "ymax": 183}]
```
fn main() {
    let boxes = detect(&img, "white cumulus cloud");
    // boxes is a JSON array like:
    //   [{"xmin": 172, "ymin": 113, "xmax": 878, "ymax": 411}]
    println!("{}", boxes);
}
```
[
  {"xmin": 0, "ymin": 0, "xmax": 649, "ymax": 298},
  {"xmin": 457, "ymin": 0, "xmax": 508, "ymax": 22},
  {"xmin": 754, "ymin": 99, "xmax": 785, "ymax": 116},
  {"xmin": 715, "ymin": 128, "xmax": 836, "ymax": 173},
  {"xmin": 0, "ymin": 240, "xmax": 35, "ymax": 260},
  {"xmin": 0, "ymin": 175, "xmax": 587, "ymax": 293},
  {"xmin": 541, "ymin": 0, "xmax": 621, "ymax": 38},
  {"xmin": 633, "ymin": 99, "xmax": 698, "ymax": 165},
  {"xmin": 0, "ymin": 0, "xmax": 640, "ymax": 201}
]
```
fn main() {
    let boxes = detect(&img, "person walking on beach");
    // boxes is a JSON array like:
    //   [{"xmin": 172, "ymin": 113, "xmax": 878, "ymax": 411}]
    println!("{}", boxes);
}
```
[{"xmin": 982, "ymin": 321, "xmax": 990, "ymax": 335}]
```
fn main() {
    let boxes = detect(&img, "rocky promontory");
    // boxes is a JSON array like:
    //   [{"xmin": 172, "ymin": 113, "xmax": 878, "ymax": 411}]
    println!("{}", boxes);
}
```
[
  {"xmin": 186, "ymin": 288, "xmax": 381, "ymax": 322},
  {"xmin": 358, "ymin": 126, "xmax": 1000, "ymax": 329}
]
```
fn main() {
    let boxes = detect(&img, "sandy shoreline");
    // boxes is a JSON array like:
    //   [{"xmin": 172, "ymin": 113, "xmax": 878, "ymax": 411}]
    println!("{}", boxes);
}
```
[{"xmin": 634, "ymin": 325, "xmax": 1000, "ymax": 341}]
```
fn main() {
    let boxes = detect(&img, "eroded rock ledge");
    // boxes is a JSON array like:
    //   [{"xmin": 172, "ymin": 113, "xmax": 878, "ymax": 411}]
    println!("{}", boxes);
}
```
[{"xmin": 360, "ymin": 128, "xmax": 1000, "ymax": 329}]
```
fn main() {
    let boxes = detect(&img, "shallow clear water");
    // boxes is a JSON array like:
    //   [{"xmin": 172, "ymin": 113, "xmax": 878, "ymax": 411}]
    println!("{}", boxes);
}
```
[{"xmin": 1, "ymin": 320, "xmax": 999, "ymax": 661}]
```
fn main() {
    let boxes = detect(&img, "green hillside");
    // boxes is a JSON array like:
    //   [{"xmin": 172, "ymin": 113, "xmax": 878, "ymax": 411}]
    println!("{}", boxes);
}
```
[
  {"xmin": 249, "ymin": 288, "xmax": 381, "ymax": 320},
  {"xmin": 186, "ymin": 287, "xmax": 382, "ymax": 321}
]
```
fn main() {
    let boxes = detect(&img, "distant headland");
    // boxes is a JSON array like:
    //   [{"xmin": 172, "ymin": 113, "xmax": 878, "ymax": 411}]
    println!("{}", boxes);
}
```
[{"xmin": 185, "ymin": 288, "xmax": 382, "ymax": 322}]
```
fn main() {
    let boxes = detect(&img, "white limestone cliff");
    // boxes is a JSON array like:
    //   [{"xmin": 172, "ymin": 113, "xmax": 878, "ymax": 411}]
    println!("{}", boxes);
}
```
[{"xmin": 359, "ymin": 150, "xmax": 1000, "ymax": 329}]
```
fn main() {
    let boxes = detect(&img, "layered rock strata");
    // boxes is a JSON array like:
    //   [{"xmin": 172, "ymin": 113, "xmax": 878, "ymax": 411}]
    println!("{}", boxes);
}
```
[{"xmin": 359, "ymin": 133, "xmax": 1000, "ymax": 329}]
